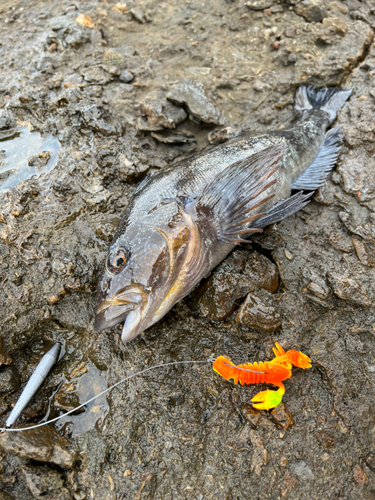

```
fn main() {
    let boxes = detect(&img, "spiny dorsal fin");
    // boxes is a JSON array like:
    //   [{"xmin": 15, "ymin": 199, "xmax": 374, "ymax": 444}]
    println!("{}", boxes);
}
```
[{"xmin": 196, "ymin": 145, "xmax": 284, "ymax": 244}]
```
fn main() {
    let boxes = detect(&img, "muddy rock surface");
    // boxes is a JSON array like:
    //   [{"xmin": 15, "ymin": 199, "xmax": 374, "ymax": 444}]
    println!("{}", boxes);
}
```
[{"xmin": 0, "ymin": 0, "xmax": 375, "ymax": 498}]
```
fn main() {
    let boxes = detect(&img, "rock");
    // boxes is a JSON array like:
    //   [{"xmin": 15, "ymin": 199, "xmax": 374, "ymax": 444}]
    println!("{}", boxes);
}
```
[
  {"xmin": 353, "ymin": 464, "xmax": 369, "ymax": 486},
  {"xmin": 167, "ymin": 81, "xmax": 225, "ymax": 126},
  {"xmin": 270, "ymin": 5, "xmax": 283, "ymax": 13},
  {"xmin": 28, "ymin": 151, "xmax": 51, "ymax": 168},
  {"xmin": 352, "ymin": 238, "xmax": 375, "ymax": 267},
  {"xmin": 130, "ymin": 8, "xmax": 148, "ymax": 24},
  {"xmin": 119, "ymin": 70, "xmax": 134, "ymax": 83},
  {"xmin": 0, "ymin": 338, "xmax": 12, "ymax": 367},
  {"xmin": 326, "ymin": 272, "xmax": 371, "ymax": 307},
  {"xmin": 22, "ymin": 466, "xmax": 66, "ymax": 500},
  {"xmin": 139, "ymin": 90, "xmax": 187, "ymax": 130},
  {"xmin": 271, "ymin": 403, "xmax": 294, "ymax": 429},
  {"xmin": 245, "ymin": 0, "xmax": 273, "ymax": 10},
  {"xmin": 294, "ymin": 0, "xmax": 327, "ymax": 22},
  {"xmin": 80, "ymin": 67, "xmax": 112, "ymax": 85},
  {"xmin": 290, "ymin": 460, "xmax": 314, "ymax": 480},
  {"xmin": 241, "ymin": 403, "xmax": 261, "ymax": 428},
  {"xmin": 190, "ymin": 250, "xmax": 279, "ymax": 321},
  {"xmin": 285, "ymin": 27, "xmax": 297, "ymax": 38},
  {"xmin": 117, "ymin": 154, "xmax": 148, "ymax": 183},
  {"xmin": 0, "ymin": 367, "xmax": 19, "ymax": 393},
  {"xmin": 76, "ymin": 14, "xmax": 94, "ymax": 29},
  {"xmin": 135, "ymin": 473, "xmax": 156, "ymax": 500},
  {"xmin": 0, "ymin": 425, "xmax": 77, "ymax": 468},
  {"xmin": 235, "ymin": 294, "xmax": 281, "ymax": 333},
  {"xmin": 306, "ymin": 279, "xmax": 329, "ymax": 299}
]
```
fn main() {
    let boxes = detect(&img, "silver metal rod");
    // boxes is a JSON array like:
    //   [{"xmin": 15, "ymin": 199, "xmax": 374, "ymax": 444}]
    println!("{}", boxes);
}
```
[{"xmin": 5, "ymin": 343, "xmax": 61, "ymax": 428}]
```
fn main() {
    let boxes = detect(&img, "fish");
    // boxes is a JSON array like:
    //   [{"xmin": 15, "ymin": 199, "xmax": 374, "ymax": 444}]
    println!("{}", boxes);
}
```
[{"xmin": 94, "ymin": 85, "xmax": 352, "ymax": 343}]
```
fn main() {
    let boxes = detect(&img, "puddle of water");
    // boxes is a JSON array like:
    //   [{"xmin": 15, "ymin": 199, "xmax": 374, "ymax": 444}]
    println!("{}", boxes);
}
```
[
  {"xmin": 54, "ymin": 365, "xmax": 109, "ymax": 438},
  {"xmin": 0, "ymin": 125, "xmax": 60, "ymax": 192}
]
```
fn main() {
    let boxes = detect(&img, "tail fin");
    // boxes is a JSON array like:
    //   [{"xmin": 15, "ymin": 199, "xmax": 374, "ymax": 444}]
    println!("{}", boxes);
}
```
[{"xmin": 295, "ymin": 85, "xmax": 352, "ymax": 123}]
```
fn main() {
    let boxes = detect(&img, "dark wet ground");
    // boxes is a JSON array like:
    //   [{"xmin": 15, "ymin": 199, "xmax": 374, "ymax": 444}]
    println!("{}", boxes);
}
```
[{"xmin": 0, "ymin": 0, "xmax": 375, "ymax": 498}]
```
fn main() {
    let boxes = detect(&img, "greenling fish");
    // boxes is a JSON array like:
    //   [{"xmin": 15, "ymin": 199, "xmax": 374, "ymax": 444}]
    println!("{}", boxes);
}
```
[{"xmin": 94, "ymin": 85, "xmax": 352, "ymax": 342}]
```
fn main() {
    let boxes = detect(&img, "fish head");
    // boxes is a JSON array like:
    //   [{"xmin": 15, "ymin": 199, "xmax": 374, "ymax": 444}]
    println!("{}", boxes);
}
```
[{"xmin": 94, "ymin": 200, "xmax": 199, "ymax": 342}]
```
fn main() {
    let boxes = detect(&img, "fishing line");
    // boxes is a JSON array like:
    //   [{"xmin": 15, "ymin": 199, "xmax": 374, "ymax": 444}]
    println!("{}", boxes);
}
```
[{"xmin": 0, "ymin": 359, "xmax": 213, "ymax": 433}]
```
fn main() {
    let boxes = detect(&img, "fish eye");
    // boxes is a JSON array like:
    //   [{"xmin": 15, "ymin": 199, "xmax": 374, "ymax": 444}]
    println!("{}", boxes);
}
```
[{"xmin": 107, "ymin": 248, "xmax": 128, "ymax": 274}]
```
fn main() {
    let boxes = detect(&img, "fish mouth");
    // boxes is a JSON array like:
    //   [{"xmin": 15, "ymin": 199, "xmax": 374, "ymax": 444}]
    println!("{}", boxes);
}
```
[{"xmin": 94, "ymin": 285, "xmax": 147, "ymax": 334}]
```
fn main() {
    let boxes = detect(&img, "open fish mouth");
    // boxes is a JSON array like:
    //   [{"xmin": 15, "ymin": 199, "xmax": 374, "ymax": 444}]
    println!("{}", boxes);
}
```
[{"xmin": 94, "ymin": 285, "xmax": 147, "ymax": 333}]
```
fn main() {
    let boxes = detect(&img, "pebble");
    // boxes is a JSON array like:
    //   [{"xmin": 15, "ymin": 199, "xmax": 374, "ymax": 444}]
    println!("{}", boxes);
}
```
[
  {"xmin": 245, "ymin": 0, "xmax": 273, "ymax": 10},
  {"xmin": 235, "ymin": 294, "xmax": 282, "ymax": 333},
  {"xmin": 167, "ymin": 81, "xmax": 225, "ymax": 126},
  {"xmin": 290, "ymin": 460, "xmax": 314, "ymax": 480},
  {"xmin": 130, "ymin": 8, "xmax": 147, "ymax": 24},
  {"xmin": 76, "ymin": 14, "xmax": 94, "ymax": 29},
  {"xmin": 124, "ymin": 470, "xmax": 132, "ymax": 477},
  {"xmin": 326, "ymin": 272, "xmax": 371, "ymax": 307},
  {"xmin": 270, "ymin": 5, "xmax": 283, "ymax": 13},
  {"xmin": 284, "ymin": 249, "xmax": 293, "ymax": 260},
  {"xmin": 285, "ymin": 27, "xmax": 296, "ymax": 38},
  {"xmin": 0, "ymin": 425, "xmax": 77, "ymax": 468},
  {"xmin": 271, "ymin": 403, "xmax": 294, "ymax": 429},
  {"xmin": 28, "ymin": 151, "xmax": 51, "ymax": 168},
  {"xmin": 352, "ymin": 238, "xmax": 375, "ymax": 267},
  {"xmin": 353, "ymin": 464, "xmax": 369, "ymax": 486},
  {"xmin": 306, "ymin": 281, "xmax": 329, "ymax": 299},
  {"xmin": 241, "ymin": 403, "xmax": 261, "ymax": 428},
  {"xmin": 272, "ymin": 41, "xmax": 280, "ymax": 50},
  {"xmin": 119, "ymin": 70, "xmax": 134, "ymax": 83},
  {"xmin": 294, "ymin": 0, "xmax": 327, "ymax": 22},
  {"xmin": 139, "ymin": 89, "xmax": 187, "ymax": 130}
]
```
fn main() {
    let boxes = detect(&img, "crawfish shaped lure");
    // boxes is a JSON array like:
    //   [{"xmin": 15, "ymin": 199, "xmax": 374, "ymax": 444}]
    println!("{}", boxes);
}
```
[{"xmin": 212, "ymin": 343, "xmax": 311, "ymax": 410}]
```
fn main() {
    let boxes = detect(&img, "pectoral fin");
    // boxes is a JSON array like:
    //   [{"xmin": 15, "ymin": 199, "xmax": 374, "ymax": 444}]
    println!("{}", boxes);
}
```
[{"xmin": 196, "ymin": 145, "xmax": 284, "ymax": 244}]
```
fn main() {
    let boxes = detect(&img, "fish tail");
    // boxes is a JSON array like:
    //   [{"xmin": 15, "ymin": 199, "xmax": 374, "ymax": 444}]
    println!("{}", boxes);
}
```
[{"xmin": 295, "ymin": 85, "xmax": 352, "ymax": 124}]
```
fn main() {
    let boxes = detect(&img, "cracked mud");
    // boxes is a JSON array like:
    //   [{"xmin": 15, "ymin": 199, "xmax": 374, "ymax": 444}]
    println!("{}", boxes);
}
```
[{"xmin": 0, "ymin": 0, "xmax": 375, "ymax": 498}]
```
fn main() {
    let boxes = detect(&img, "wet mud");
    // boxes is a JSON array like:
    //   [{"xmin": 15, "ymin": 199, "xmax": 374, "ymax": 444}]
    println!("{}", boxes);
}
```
[{"xmin": 0, "ymin": 0, "xmax": 374, "ymax": 498}]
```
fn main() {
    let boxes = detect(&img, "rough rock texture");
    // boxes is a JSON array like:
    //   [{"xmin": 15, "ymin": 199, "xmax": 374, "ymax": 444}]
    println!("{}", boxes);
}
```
[
  {"xmin": 0, "ymin": 0, "xmax": 374, "ymax": 498},
  {"xmin": 0, "ymin": 426, "xmax": 77, "ymax": 468}
]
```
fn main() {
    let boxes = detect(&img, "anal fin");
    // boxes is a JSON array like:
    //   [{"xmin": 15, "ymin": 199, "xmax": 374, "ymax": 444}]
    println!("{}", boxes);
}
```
[
  {"xmin": 252, "ymin": 191, "xmax": 313, "ymax": 229},
  {"xmin": 291, "ymin": 127, "xmax": 343, "ymax": 190}
]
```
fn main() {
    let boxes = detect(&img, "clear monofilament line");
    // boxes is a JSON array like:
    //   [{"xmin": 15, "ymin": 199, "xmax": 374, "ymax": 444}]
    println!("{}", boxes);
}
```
[{"xmin": 0, "ymin": 359, "xmax": 210, "ymax": 433}]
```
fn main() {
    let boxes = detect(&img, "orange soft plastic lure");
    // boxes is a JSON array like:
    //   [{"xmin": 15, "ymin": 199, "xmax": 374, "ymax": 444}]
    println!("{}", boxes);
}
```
[{"xmin": 213, "ymin": 343, "xmax": 311, "ymax": 410}]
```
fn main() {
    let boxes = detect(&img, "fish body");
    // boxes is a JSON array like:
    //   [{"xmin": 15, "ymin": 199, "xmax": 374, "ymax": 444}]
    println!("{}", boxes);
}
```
[{"xmin": 94, "ymin": 86, "xmax": 352, "ymax": 342}]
